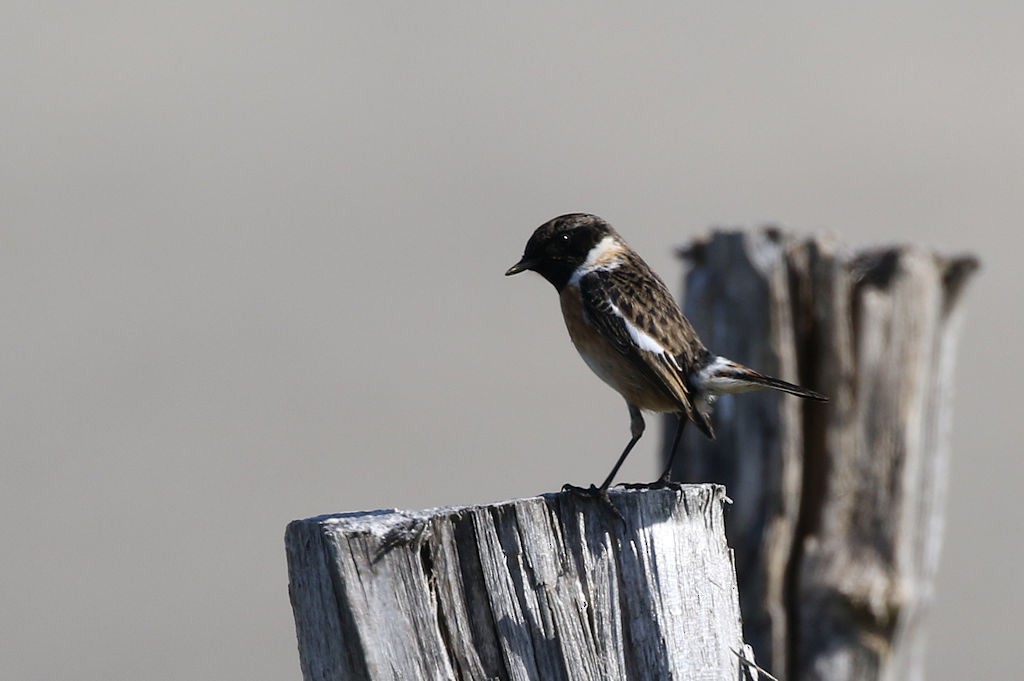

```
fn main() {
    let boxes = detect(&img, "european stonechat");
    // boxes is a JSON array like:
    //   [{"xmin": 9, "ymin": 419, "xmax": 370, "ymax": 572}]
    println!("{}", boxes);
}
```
[{"xmin": 506, "ymin": 213, "xmax": 827, "ymax": 492}]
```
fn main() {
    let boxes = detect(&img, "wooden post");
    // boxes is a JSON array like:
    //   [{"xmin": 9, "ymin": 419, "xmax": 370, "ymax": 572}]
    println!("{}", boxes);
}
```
[
  {"xmin": 286, "ymin": 486, "xmax": 748, "ymax": 681},
  {"xmin": 666, "ymin": 229, "xmax": 978, "ymax": 681}
]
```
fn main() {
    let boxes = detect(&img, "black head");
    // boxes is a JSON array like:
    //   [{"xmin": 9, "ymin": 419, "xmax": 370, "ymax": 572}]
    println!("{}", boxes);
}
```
[{"xmin": 505, "ymin": 213, "xmax": 615, "ymax": 290}]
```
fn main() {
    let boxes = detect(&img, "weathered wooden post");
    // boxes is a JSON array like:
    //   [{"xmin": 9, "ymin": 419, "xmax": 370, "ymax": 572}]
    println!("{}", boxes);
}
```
[
  {"xmin": 666, "ymin": 229, "xmax": 978, "ymax": 681},
  {"xmin": 286, "ymin": 486, "xmax": 749, "ymax": 681}
]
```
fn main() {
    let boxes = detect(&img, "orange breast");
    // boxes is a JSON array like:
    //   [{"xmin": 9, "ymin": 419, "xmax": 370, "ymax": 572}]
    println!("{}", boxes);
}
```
[{"xmin": 558, "ymin": 284, "xmax": 681, "ymax": 413}]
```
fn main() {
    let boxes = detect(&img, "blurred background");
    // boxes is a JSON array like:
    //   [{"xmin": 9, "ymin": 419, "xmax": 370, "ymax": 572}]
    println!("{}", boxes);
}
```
[{"xmin": 3, "ymin": 3, "xmax": 1021, "ymax": 679}]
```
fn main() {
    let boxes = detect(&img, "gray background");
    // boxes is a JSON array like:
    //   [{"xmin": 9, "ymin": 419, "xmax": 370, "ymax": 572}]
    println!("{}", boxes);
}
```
[{"xmin": 3, "ymin": 3, "xmax": 1020, "ymax": 679}]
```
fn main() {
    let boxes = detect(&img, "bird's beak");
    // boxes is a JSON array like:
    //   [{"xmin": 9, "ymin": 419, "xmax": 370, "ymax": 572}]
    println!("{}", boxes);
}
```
[{"xmin": 505, "ymin": 257, "xmax": 537, "ymax": 276}]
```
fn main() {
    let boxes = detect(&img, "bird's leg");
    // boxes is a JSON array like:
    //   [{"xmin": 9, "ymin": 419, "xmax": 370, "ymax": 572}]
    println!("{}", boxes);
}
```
[
  {"xmin": 561, "ymin": 403, "xmax": 644, "ymax": 521},
  {"xmin": 621, "ymin": 414, "xmax": 686, "ymax": 490},
  {"xmin": 599, "ymin": 403, "xmax": 645, "ymax": 490},
  {"xmin": 654, "ymin": 414, "xmax": 687, "ymax": 485}
]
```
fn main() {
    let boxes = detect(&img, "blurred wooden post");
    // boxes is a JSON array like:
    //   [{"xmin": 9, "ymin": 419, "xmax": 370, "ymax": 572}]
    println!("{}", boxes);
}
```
[
  {"xmin": 666, "ymin": 229, "xmax": 978, "ymax": 681},
  {"xmin": 286, "ymin": 486, "xmax": 748, "ymax": 681}
]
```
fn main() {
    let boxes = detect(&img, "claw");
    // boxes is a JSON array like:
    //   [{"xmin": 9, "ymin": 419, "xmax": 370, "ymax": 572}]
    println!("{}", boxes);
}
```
[
  {"xmin": 561, "ymin": 483, "xmax": 625, "ymax": 526},
  {"xmin": 618, "ymin": 478, "xmax": 685, "ymax": 492}
]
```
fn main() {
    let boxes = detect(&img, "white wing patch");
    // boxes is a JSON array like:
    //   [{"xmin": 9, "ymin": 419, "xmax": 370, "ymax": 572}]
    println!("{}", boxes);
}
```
[{"xmin": 608, "ymin": 301, "xmax": 676, "ymax": 359}]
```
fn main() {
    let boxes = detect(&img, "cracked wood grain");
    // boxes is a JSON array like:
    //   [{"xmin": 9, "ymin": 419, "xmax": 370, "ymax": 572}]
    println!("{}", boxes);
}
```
[
  {"xmin": 667, "ymin": 229, "xmax": 977, "ymax": 681},
  {"xmin": 286, "ymin": 486, "xmax": 746, "ymax": 681}
]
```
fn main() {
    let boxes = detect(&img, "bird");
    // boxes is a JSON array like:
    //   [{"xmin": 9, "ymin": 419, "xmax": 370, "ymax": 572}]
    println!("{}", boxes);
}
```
[{"xmin": 505, "ymin": 213, "xmax": 827, "ymax": 494}]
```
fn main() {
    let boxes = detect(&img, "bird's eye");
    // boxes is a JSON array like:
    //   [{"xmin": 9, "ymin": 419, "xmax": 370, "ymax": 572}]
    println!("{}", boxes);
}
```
[{"xmin": 560, "ymin": 233, "xmax": 570, "ymax": 241}]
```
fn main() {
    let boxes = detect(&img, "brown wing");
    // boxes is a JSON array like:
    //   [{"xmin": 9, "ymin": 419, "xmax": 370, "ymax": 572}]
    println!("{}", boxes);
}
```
[{"xmin": 578, "ymin": 260, "xmax": 714, "ymax": 437}]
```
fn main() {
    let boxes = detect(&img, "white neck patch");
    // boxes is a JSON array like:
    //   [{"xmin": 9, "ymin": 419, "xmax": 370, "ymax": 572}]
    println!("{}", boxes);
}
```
[{"xmin": 569, "ymin": 235, "xmax": 624, "ymax": 285}]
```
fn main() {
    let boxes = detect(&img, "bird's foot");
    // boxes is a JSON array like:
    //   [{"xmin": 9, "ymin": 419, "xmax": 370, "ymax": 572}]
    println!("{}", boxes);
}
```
[
  {"xmin": 561, "ymin": 483, "xmax": 625, "ymax": 524},
  {"xmin": 617, "ymin": 472, "xmax": 684, "ymax": 492}
]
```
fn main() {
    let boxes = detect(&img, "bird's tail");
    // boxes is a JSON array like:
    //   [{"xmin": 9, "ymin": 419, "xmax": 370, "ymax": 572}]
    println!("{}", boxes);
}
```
[{"xmin": 694, "ymin": 355, "xmax": 828, "ymax": 401}]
